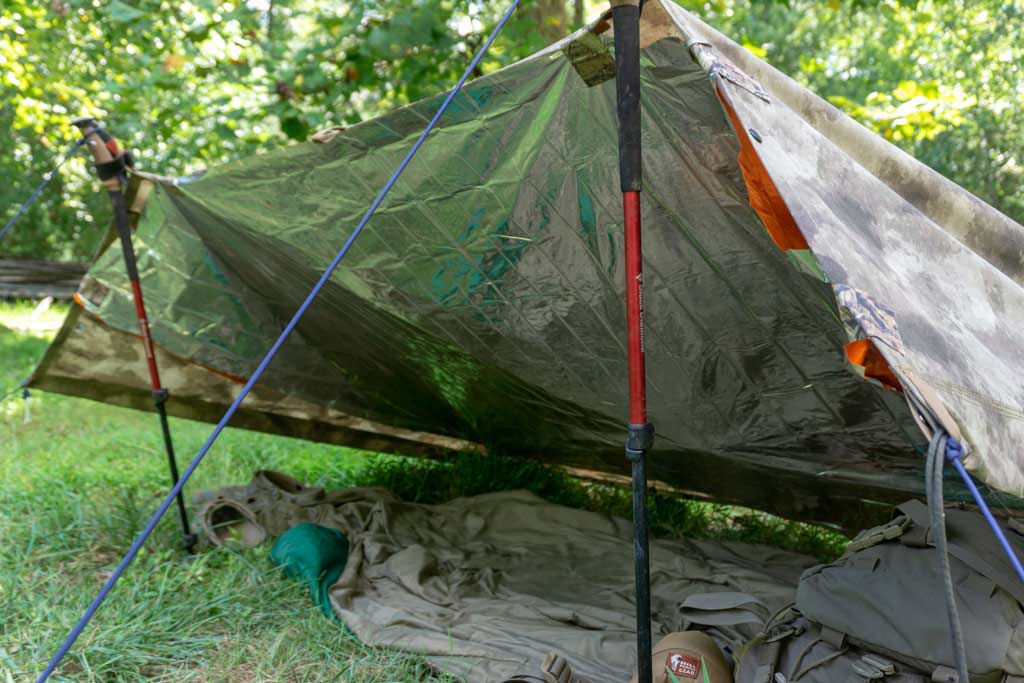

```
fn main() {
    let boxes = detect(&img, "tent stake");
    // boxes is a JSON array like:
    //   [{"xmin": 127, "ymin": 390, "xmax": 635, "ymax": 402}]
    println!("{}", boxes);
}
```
[
  {"xmin": 72, "ymin": 118, "xmax": 196, "ymax": 554},
  {"xmin": 611, "ymin": 2, "xmax": 655, "ymax": 682}
]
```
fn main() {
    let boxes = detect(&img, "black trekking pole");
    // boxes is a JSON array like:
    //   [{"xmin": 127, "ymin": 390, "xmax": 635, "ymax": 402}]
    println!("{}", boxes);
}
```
[
  {"xmin": 610, "ymin": 2, "xmax": 655, "ymax": 682},
  {"xmin": 72, "ymin": 117, "xmax": 197, "ymax": 553}
]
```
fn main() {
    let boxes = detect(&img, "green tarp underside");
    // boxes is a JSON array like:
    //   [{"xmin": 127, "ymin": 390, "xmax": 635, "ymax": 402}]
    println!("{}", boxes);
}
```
[{"xmin": 31, "ymin": 2, "xmax": 1024, "ymax": 529}]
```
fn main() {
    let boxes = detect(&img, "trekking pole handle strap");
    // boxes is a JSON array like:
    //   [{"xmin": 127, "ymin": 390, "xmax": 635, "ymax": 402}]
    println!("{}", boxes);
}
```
[{"xmin": 71, "ymin": 117, "xmax": 131, "ymax": 189}]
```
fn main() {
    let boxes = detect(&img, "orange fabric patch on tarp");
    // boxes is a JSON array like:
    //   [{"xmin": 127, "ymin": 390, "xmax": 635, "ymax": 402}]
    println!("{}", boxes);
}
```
[
  {"xmin": 845, "ymin": 338, "xmax": 903, "ymax": 392},
  {"xmin": 715, "ymin": 82, "xmax": 809, "ymax": 251}
]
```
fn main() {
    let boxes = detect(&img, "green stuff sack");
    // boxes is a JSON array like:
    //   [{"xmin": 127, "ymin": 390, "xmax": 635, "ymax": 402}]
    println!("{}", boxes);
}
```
[
  {"xmin": 270, "ymin": 522, "xmax": 349, "ymax": 619},
  {"xmin": 795, "ymin": 501, "xmax": 1024, "ymax": 683}
]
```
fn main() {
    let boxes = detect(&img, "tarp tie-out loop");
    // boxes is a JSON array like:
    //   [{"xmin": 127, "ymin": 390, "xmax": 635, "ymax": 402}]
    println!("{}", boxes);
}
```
[
  {"xmin": 944, "ymin": 436, "xmax": 1024, "ymax": 586},
  {"xmin": 34, "ymin": 3, "xmax": 519, "ymax": 680},
  {"xmin": 0, "ymin": 133, "xmax": 95, "ymax": 241},
  {"xmin": 903, "ymin": 380, "xmax": 1024, "ymax": 588}
]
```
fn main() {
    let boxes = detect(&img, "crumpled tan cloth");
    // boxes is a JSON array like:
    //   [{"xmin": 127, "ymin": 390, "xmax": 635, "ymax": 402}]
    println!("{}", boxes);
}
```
[{"xmin": 198, "ymin": 472, "xmax": 813, "ymax": 682}]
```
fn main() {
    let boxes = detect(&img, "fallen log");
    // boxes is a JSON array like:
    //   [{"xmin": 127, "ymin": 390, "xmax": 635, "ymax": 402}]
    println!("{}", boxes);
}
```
[{"xmin": 0, "ymin": 258, "xmax": 86, "ymax": 300}]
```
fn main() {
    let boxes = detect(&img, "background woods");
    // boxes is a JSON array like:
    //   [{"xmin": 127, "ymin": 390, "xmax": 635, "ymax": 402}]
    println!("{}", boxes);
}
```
[{"xmin": 2, "ymin": 0, "xmax": 1021, "ymax": 261}]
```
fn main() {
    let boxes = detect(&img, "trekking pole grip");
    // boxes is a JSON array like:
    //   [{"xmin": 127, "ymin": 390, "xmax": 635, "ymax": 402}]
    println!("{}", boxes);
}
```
[
  {"xmin": 71, "ymin": 116, "xmax": 132, "ymax": 190},
  {"xmin": 611, "ymin": 0, "xmax": 642, "ymax": 193}
]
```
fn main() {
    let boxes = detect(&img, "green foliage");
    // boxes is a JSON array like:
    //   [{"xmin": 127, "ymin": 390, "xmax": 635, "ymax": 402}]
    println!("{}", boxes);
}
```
[
  {"xmin": 3, "ymin": 0, "xmax": 1020, "ymax": 261},
  {"xmin": 0, "ymin": 0, "xmax": 590, "ymax": 261}
]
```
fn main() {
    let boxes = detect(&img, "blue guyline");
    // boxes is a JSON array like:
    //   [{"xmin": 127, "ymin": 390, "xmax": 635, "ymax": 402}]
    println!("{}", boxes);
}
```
[
  {"xmin": 36, "ymin": 3, "xmax": 519, "ymax": 680},
  {"xmin": 1, "ymin": 136, "xmax": 89, "ymax": 241},
  {"xmin": 946, "ymin": 437, "xmax": 1024, "ymax": 585}
]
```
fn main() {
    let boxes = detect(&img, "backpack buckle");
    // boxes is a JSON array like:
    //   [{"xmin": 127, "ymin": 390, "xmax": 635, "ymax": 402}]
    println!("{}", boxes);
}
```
[
  {"xmin": 931, "ymin": 665, "xmax": 959, "ymax": 683},
  {"xmin": 860, "ymin": 655, "xmax": 895, "ymax": 675},
  {"xmin": 845, "ymin": 515, "xmax": 912, "ymax": 554},
  {"xmin": 852, "ymin": 661, "xmax": 885, "ymax": 680},
  {"xmin": 764, "ymin": 625, "xmax": 804, "ymax": 643}
]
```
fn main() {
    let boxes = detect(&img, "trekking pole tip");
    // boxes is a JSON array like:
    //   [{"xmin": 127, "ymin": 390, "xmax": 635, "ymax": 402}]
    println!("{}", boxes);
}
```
[{"xmin": 184, "ymin": 533, "xmax": 199, "ymax": 555}]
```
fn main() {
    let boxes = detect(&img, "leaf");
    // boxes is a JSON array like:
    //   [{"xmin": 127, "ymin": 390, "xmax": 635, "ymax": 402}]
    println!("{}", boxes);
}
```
[
  {"xmin": 893, "ymin": 80, "xmax": 919, "ymax": 100},
  {"xmin": 106, "ymin": 0, "xmax": 144, "ymax": 24},
  {"xmin": 162, "ymin": 54, "xmax": 186, "ymax": 71},
  {"xmin": 280, "ymin": 116, "xmax": 310, "ymax": 141},
  {"xmin": 742, "ymin": 40, "xmax": 767, "ymax": 59}
]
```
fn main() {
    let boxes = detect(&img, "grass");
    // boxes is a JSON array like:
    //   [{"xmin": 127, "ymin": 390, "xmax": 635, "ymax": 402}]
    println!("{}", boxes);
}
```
[{"xmin": 0, "ymin": 299, "xmax": 846, "ymax": 682}]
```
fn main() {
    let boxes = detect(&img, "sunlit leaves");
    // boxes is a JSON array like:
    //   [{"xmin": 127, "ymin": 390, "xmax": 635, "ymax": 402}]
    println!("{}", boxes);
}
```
[
  {"xmin": 3, "ymin": 0, "xmax": 1019, "ymax": 262},
  {"xmin": 828, "ymin": 80, "xmax": 976, "ymax": 142},
  {"xmin": 2, "ymin": 1, "xmax": 596, "ymax": 261}
]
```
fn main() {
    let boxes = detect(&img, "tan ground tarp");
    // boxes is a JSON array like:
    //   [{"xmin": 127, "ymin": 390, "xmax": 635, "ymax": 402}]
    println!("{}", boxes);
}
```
[{"xmin": 201, "ymin": 476, "xmax": 813, "ymax": 682}]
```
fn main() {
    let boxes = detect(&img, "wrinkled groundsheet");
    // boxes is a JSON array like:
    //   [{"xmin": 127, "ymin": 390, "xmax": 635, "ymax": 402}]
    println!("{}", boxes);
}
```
[{"xmin": 201, "ymin": 473, "xmax": 814, "ymax": 682}]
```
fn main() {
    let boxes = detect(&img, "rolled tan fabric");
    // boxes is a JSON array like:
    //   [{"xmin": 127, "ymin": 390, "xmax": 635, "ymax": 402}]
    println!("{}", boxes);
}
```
[
  {"xmin": 200, "ymin": 498, "xmax": 267, "ymax": 548},
  {"xmin": 253, "ymin": 469, "xmax": 325, "ymax": 505}
]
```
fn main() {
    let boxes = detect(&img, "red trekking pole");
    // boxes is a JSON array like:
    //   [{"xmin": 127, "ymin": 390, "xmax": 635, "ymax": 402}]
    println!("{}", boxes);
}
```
[
  {"xmin": 610, "ymin": 2, "xmax": 654, "ymax": 682},
  {"xmin": 72, "ymin": 117, "xmax": 196, "ymax": 553}
]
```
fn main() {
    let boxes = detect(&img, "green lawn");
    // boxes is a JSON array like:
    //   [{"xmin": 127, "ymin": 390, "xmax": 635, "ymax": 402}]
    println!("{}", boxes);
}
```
[{"xmin": 0, "ymin": 300, "xmax": 844, "ymax": 682}]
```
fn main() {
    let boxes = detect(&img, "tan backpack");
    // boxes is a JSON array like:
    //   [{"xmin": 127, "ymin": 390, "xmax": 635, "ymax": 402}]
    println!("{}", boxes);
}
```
[{"xmin": 737, "ymin": 501, "xmax": 1024, "ymax": 683}]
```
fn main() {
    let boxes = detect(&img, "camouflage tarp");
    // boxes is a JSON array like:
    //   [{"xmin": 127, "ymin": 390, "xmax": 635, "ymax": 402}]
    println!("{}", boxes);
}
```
[{"xmin": 30, "ymin": 0, "xmax": 1024, "ymax": 529}]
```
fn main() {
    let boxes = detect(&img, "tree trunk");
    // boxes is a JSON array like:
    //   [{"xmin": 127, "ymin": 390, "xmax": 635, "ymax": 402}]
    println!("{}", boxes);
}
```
[{"xmin": 529, "ymin": 0, "xmax": 570, "ymax": 42}]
